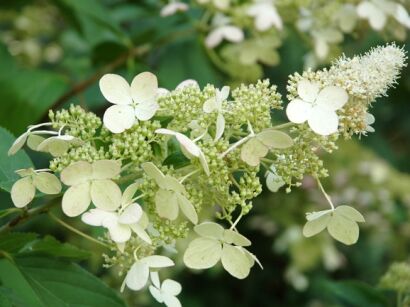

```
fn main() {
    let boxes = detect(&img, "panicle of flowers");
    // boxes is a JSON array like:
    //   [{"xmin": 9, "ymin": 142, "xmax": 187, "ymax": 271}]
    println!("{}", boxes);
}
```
[{"xmin": 6, "ymin": 44, "xmax": 407, "ymax": 307}]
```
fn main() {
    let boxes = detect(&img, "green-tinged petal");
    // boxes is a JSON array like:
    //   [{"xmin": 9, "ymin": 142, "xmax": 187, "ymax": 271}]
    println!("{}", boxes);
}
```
[
  {"xmin": 327, "ymin": 213, "xmax": 360, "ymax": 245},
  {"xmin": 335, "ymin": 205, "xmax": 365, "ymax": 222},
  {"xmin": 62, "ymin": 182, "xmax": 91, "ymax": 217},
  {"xmin": 8, "ymin": 132, "xmax": 28, "ymax": 156},
  {"xmin": 162, "ymin": 279, "xmax": 182, "ymax": 296},
  {"xmin": 130, "ymin": 223, "xmax": 152, "ymax": 244},
  {"xmin": 164, "ymin": 175, "xmax": 186, "ymax": 194},
  {"xmin": 90, "ymin": 179, "xmax": 122, "ymax": 211},
  {"xmin": 221, "ymin": 244, "xmax": 252, "ymax": 279},
  {"xmin": 103, "ymin": 218, "xmax": 132, "ymax": 243},
  {"xmin": 92, "ymin": 160, "xmax": 121, "ymax": 180},
  {"xmin": 177, "ymin": 194, "xmax": 198, "ymax": 224},
  {"xmin": 26, "ymin": 134, "xmax": 45, "ymax": 150},
  {"xmin": 240, "ymin": 138, "xmax": 268, "ymax": 167},
  {"xmin": 122, "ymin": 182, "xmax": 139, "ymax": 205},
  {"xmin": 223, "ymin": 229, "xmax": 251, "ymax": 247},
  {"xmin": 37, "ymin": 137, "xmax": 70, "ymax": 157},
  {"xmin": 11, "ymin": 177, "xmax": 35, "ymax": 208},
  {"xmin": 118, "ymin": 203, "xmax": 142, "ymax": 224},
  {"xmin": 183, "ymin": 237, "xmax": 222, "ymax": 269},
  {"xmin": 141, "ymin": 162, "xmax": 167, "ymax": 188},
  {"xmin": 60, "ymin": 161, "xmax": 93, "ymax": 186},
  {"xmin": 33, "ymin": 172, "xmax": 61, "ymax": 194},
  {"xmin": 256, "ymin": 130, "xmax": 294, "ymax": 149},
  {"xmin": 194, "ymin": 222, "xmax": 224, "ymax": 239},
  {"xmin": 303, "ymin": 212, "xmax": 331, "ymax": 237},
  {"xmin": 138, "ymin": 211, "xmax": 149, "ymax": 229},
  {"xmin": 155, "ymin": 189, "xmax": 179, "ymax": 220}
]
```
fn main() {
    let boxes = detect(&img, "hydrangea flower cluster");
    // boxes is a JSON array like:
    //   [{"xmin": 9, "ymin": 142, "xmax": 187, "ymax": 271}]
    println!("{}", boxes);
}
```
[
  {"xmin": 160, "ymin": 0, "xmax": 410, "ymax": 80},
  {"xmin": 8, "ymin": 44, "xmax": 406, "ymax": 306}
]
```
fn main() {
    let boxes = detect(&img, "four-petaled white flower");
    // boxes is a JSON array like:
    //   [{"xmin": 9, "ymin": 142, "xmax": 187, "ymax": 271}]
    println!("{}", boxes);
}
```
[
  {"xmin": 155, "ymin": 128, "xmax": 210, "ymax": 175},
  {"xmin": 123, "ymin": 255, "xmax": 174, "ymax": 291},
  {"xmin": 364, "ymin": 112, "xmax": 375, "ymax": 134},
  {"xmin": 99, "ymin": 72, "xmax": 159, "ymax": 133},
  {"xmin": 11, "ymin": 168, "xmax": 61, "ymax": 208},
  {"xmin": 205, "ymin": 14, "xmax": 244, "ymax": 48},
  {"xmin": 149, "ymin": 272, "xmax": 182, "ymax": 307},
  {"xmin": 247, "ymin": 0, "xmax": 283, "ymax": 32},
  {"xmin": 183, "ymin": 222, "xmax": 262, "ymax": 279},
  {"xmin": 142, "ymin": 162, "xmax": 198, "ymax": 224},
  {"xmin": 160, "ymin": 1, "xmax": 188, "ymax": 17},
  {"xmin": 357, "ymin": 0, "xmax": 410, "ymax": 31},
  {"xmin": 203, "ymin": 86, "xmax": 229, "ymax": 141},
  {"xmin": 82, "ymin": 183, "xmax": 151, "ymax": 244},
  {"xmin": 60, "ymin": 160, "xmax": 122, "ymax": 217},
  {"xmin": 286, "ymin": 80, "xmax": 349, "ymax": 136}
]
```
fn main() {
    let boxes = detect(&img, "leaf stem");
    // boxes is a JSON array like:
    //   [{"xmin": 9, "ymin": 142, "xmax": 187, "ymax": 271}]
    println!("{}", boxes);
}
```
[{"xmin": 48, "ymin": 212, "xmax": 110, "ymax": 249}]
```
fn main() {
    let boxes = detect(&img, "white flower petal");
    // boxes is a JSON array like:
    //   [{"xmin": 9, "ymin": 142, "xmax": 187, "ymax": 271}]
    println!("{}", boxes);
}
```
[
  {"xmin": 215, "ymin": 113, "xmax": 225, "ymax": 141},
  {"xmin": 26, "ymin": 134, "xmax": 45, "ymax": 151},
  {"xmin": 99, "ymin": 74, "xmax": 132, "ymax": 105},
  {"xmin": 140, "ymin": 255, "xmax": 175, "ymax": 268},
  {"xmin": 130, "ymin": 223, "xmax": 152, "ymax": 244},
  {"xmin": 106, "ymin": 220, "xmax": 132, "ymax": 243},
  {"xmin": 11, "ymin": 177, "xmax": 35, "ymax": 208},
  {"xmin": 92, "ymin": 160, "xmax": 121, "ymax": 180},
  {"xmin": 163, "ymin": 294, "xmax": 182, "ymax": 307},
  {"xmin": 125, "ymin": 262, "xmax": 150, "ymax": 291},
  {"xmin": 176, "ymin": 194, "xmax": 198, "ymax": 224},
  {"xmin": 141, "ymin": 162, "xmax": 168, "ymax": 189},
  {"xmin": 286, "ymin": 99, "xmax": 312, "ymax": 124},
  {"xmin": 316, "ymin": 86, "xmax": 348, "ymax": 111},
  {"xmin": 36, "ymin": 137, "xmax": 70, "ymax": 157},
  {"xmin": 130, "ymin": 72, "xmax": 158, "ymax": 104},
  {"xmin": 194, "ymin": 222, "xmax": 224, "ymax": 239},
  {"xmin": 221, "ymin": 26, "xmax": 244, "ymax": 43},
  {"xmin": 155, "ymin": 189, "xmax": 179, "ymax": 220},
  {"xmin": 205, "ymin": 28, "xmax": 224, "ymax": 48},
  {"xmin": 160, "ymin": 2, "xmax": 188, "ymax": 17},
  {"xmin": 62, "ymin": 182, "xmax": 91, "ymax": 217},
  {"xmin": 150, "ymin": 271, "xmax": 160, "ymax": 288},
  {"xmin": 308, "ymin": 106, "xmax": 339, "ymax": 136},
  {"xmin": 33, "ymin": 172, "xmax": 61, "ymax": 194},
  {"xmin": 118, "ymin": 203, "xmax": 143, "ymax": 224},
  {"xmin": 199, "ymin": 152, "xmax": 210, "ymax": 176},
  {"xmin": 162, "ymin": 279, "xmax": 182, "ymax": 296},
  {"xmin": 149, "ymin": 286, "xmax": 164, "ymax": 303},
  {"xmin": 60, "ymin": 161, "xmax": 93, "ymax": 186},
  {"xmin": 122, "ymin": 182, "xmax": 139, "ymax": 205},
  {"xmin": 357, "ymin": 1, "xmax": 386, "ymax": 31},
  {"xmin": 90, "ymin": 179, "xmax": 122, "ymax": 211},
  {"xmin": 103, "ymin": 105, "xmax": 135, "ymax": 134},
  {"xmin": 218, "ymin": 86, "xmax": 230, "ymax": 102},
  {"xmin": 222, "ymin": 229, "xmax": 251, "ymax": 247},
  {"xmin": 297, "ymin": 80, "xmax": 320, "ymax": 103},
  {"xmin": 156, "ymin": 129, "xmax": 201, "ymax": 157},
  {"xmin": 81, "ymin": 208, "xmax": 116, "ymax": 226},
  {"xmin": 134, "ymin": 101, "xmax": 159, "ymax": 121},
  {"xmin": 203, "ymin": 98, "xmax": 217, "ymax": 113}
]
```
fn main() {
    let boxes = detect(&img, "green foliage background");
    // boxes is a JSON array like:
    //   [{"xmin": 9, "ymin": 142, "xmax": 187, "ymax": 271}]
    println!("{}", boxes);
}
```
[{"xmin": 0, "ymin": 1, "xmax": 409, "ymax": 306}]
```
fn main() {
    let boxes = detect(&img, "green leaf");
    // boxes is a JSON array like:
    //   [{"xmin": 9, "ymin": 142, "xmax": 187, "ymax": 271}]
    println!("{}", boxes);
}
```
[
  {"xmin": 0, "ymin": 233, "xmax": 37, "ymax": 254},
  {"xmin": 24, "ymin": 236, "xmax": 90, "ymax": 260},
  {"xmin": 0, "ymin": 127, "xmax": 34, "ymax": 192},
  {"xmin": 0, "ymin": 256, "xmax": 127, "ymax": 307},
  {"xmin": 0, "ymin": 45, "xmax": 68, "ymax": 134}
]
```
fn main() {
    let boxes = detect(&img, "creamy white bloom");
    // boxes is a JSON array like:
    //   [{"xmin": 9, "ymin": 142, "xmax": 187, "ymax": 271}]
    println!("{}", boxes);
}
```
[
  {"xmin": 311, "ymin": 28, "xmax": 343, "ymax": 60},
  {"xmin": 158, "ymin": 79, "xmax": 199, "ymax": 96},
  {"xmin": 160, "ymin": 1, "xmax": 188, "ymax": 17},
  {"xmin": 286, "ymin": 80, "xmax": 348, "ymax": 136},
  {"xmin": 334, "ymin": 4, "xmax": 358, "ymax": 33},
  {"xmin": 155, "ymin": 128, "xmax": 210, "ymax": 175},
  {"xmin": 100, "ymin": 72, "xmax": 159, "ymax": 133},
  {"xmin": 123, "ymin": 256, "xmax": 174, "ymax": 291},
  {"xmin": 247, "ymin": 0, "xmax": 283, "ymax": 31},
  {"xmin": 203, "ymin": 86, "xmax": 229, "ymax": 141},
  {"xmin": 205, "ymin": 14, "xmax": 244, "ymax": 48},
  {"xmin": 357, "ymin": 0, "xmax": 410, "ymax": 31},
  {"xmin": 265, "ymin": 165, "xmax": 285, "ymax": 192},
  {"xmin": 149, "ymin": 272, "xmax": 182, "ymax": 307},
  {"xmin": 60, "ymin": 160, "xmax": 122, "ymax": 217}
]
